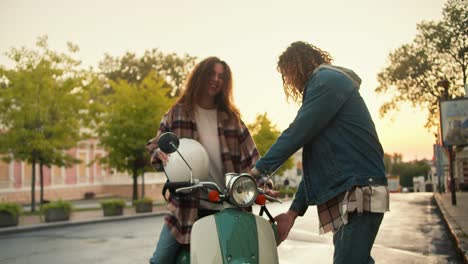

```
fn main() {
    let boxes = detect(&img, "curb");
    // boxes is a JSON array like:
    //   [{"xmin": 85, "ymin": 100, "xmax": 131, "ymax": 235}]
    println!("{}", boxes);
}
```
[
  {"xmin": 433, "ymin": 194, "xmax": 468, "ymax": 264},
  {"xmin": 0, "ymin": 211, "xmax": 168, "ymax": 236}
]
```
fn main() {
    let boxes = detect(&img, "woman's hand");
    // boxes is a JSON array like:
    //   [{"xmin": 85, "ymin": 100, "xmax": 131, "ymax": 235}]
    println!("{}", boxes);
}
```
[{"xmin": 155, "ymin": 148, "xmax": 170, "ymax": 166}]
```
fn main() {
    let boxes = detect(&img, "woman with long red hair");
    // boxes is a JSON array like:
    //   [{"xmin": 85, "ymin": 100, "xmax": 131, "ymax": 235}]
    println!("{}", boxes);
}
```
[{"xmin": 146, "ymin": 57, "xmax": 259, "ymax": 264}]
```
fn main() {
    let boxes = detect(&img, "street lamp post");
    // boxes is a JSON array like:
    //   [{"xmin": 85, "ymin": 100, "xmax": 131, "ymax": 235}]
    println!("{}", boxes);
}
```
[{"xmin": 438, "ymin": 78, "xmax": 457, "ymax": 206}]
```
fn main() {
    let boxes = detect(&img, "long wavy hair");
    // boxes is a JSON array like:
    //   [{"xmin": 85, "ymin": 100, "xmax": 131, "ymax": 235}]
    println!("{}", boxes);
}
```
[
  {"xmin": 176, "ymin": 57, "xmax": 240, "ymax": 121},
  {"xmin": 277, "ymin": 41, "xmax": 333, "ymax": 102}
]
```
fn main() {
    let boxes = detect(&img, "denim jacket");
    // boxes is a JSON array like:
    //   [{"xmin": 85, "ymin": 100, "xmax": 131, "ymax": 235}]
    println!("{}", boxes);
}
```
[{"xmin": 255, "ymin": 65, "xmax": 387, "ymax": 216}]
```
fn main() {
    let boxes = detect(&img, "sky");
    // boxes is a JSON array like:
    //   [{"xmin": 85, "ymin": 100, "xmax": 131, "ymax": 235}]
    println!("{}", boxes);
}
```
[{"xmin": 0, "ymin": 0, "xmax": 447, "ymax": 161}]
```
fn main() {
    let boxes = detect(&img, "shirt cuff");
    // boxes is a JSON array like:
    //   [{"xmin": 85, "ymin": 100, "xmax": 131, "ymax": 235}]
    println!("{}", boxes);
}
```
[{"xmin": 289, "ymin": 196, "xmax": 308, "ymax": 217}]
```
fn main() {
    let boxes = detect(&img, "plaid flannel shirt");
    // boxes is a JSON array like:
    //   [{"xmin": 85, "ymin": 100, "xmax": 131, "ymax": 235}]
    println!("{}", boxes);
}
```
[
  {"xmin": 317, "ymin": 185, "xmax": 389, "ymax": 234},
  {"xmin": 146, "ymin": 103, "xmax": 259, "ymax": 244}
]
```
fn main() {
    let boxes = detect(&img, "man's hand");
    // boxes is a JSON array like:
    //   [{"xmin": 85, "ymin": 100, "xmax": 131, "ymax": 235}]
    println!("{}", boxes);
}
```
[
  {"xmin": 265, "ymin": 189, "xmax": 280, "ymax": 198},
  {"xmin": 274, "ymin": 210, "xmax": 299, "ymax": 245},
  {"xmin": 249, "ymin": 167, "xmax": 279, "ymax": 198}
]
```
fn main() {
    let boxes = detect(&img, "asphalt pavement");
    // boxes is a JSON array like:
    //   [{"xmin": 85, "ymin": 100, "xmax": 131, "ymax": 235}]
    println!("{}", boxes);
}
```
[
  {"xmin": 0, "ymin": 199, "xmax": 168, "ymax": 235},
  {"xmin": 0, "ymin": 192, "xmax": 466, "ymax": 263}
]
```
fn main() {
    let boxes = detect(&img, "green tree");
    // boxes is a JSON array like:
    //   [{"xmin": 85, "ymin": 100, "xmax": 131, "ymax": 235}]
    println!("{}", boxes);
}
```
[
  {"xmin": 391, "ymin": 159, "xmax": 431, "ymax": 188},
  {"xmin": 375, "ymin": 0, "xmax": 467, "ymax": 133},
  {"xmin": 384, "ymin": 152, "xmax": 404, "ymax": 175},
  {"xmin": 383, "ymin": 153, "xmax": 392, "ymax": 175},
  {"xmin": 98, "ymin": 49, "xmax": 196, "ymax": 96},
  {"xmin": 94, "ymin": 72, "xmax": 175, "ymax": 201},
  {"xmin": 0, "ymin": 36, "xmax": 88, "ymax": 211},
  {"xmin": 248, "ymin": 113, "xmax": 294, "ymax": 176}
]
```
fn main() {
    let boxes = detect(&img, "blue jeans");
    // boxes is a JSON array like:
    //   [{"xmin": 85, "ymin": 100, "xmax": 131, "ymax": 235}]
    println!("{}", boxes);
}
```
[
  {"xmin": 149, "ymin": 224, "xmax": 181, "ymax": 264},
  {"xmin": 333, "ymin": 212, "xmax": 384, "ymax": 264}
]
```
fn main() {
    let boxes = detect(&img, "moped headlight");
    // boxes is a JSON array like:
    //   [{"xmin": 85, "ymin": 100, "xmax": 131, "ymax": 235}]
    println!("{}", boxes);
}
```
[{"xmin": 227, "ymin": 174, "xmax": 258, "ymax": 207}]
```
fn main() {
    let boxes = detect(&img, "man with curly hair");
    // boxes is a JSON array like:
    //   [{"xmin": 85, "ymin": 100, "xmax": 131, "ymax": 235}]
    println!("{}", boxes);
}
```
[{"xmin": 251, "ymin": 41, "xmax": 389, "ymax": 264}]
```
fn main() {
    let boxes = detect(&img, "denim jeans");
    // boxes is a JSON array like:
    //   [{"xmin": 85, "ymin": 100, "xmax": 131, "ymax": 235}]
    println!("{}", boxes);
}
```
[
  {"xmin": 333, "ymin": 211, "xmax": 384, "ymax": 264},
  {"xmin": 149, "ymin": 224, "xmax": 181, "ymax": 264},
  {"xmin": 149, "ymin": 210, "xmax": 218, "ymax": 264}
]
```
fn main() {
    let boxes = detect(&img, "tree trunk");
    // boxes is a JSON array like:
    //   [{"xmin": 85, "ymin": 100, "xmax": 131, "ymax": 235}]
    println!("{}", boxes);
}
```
[
  {"xmin": 39, "ymin": 160, "xmax": 44, "ymax": 206},
  {"xmin": 31, "ymin": 159, "xmax": 36, "ymax": 212},
  {"xmin": 141, "ymin": 172, "xmax": 145, "ymax": 198},
  {"xmin": 132, "ymin": 168, "xmax": 138, "ymax": 201}
]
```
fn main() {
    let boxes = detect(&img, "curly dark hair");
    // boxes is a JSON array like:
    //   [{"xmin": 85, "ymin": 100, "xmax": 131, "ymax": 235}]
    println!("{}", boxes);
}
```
[
  {"xmin": 176, "ymin": 56, "xmax": 240, "ymax": 121},
  {"xmin": 277, "ymin": 41, "xmax": 333, "ymax": 102}
]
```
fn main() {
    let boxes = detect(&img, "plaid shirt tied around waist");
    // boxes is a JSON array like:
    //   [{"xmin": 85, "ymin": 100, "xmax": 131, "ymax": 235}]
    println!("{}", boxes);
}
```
[{"xmin": 318, "ymin": 185, "xmax": 389, "ymax": 234}]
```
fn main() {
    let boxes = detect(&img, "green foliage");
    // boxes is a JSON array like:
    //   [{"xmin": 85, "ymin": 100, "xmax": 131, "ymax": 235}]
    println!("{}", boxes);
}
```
[
  {"xmin": 385, "ymin": 153, "xmax": 431, "ymax": 187},
  {"xmin": 383, "ymin": 153, "xmax": 392, "ymax": 174},
  {"xmin": 0, "ymin": 35, "xmax": 88, "ymax": 163},
  {"xmin": 40, "ymin": 200, "xmax": 73, "ymax": 214},
  {"xmin": 278, "ymin": 187, "xmax": 296, "ymax": 198},
  {"xmin": 100, "ymin": 199, "xmax": 126, "ymax": 209},
  {"xmin": 98, "ymin": 49, "xmax": 196, "ymax": 96},
  {"xmin": 133, "ymin": 197, "xmax": 153, "ymax": 205},
  {"xmin": 383, "ymin": 153, "xmax": 403, "ymax": 174},
  {"xmin": 93, "ymin": 72, "xmax": 176, "ymax": 200},
  {"xmin": 375, "ymin": 0, "xmax": 467, "ymax": 133},
  {"xmin": 0, "ymin": 35, "xmax": 90, "ymax": 211},
  {"xmin": 94, "ymin": 49, "xmax": 196, "ymax": 201},
  {"xmin": 248, "ymin": 113, "xmax": 294, "ymax": 176},
  {"xmin": 0, "ymin": 202, "xmax": 22, "ymax": 218}
]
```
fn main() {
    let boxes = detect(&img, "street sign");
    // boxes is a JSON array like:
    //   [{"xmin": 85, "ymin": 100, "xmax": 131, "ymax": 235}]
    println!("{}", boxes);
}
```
[{"xmin": 439, "ymin": 98, "xmax": 468, "ymax": 146}]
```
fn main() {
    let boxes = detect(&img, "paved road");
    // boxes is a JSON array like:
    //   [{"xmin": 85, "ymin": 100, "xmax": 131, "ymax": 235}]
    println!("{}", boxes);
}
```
[
  {"xmin": 0, "ymin": 216, "xmax": 162, "ymax": 264},
  {"xmin": 274, "ymin": 193, "xmax": 462, "ymax": 264},
  {"xmin": 0, "ymin": 193, "xmax": 462, "ymax": 263}
]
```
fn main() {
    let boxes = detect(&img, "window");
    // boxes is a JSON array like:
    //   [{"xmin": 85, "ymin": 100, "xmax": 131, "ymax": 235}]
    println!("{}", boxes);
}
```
[
  {"xmin": 24, "ymin": 162, "xmax": 33, "ymax": 186},
  {"xmin": 52, "ymin": 166, "xmax": 63, "ymax": 185},
  {"xmin": 0, "ymin": 158, "xmax": 9, "ymax": 189},
  {"xmin": 77, "ymin": 152, "xmax": 88, "ymax": 183}
]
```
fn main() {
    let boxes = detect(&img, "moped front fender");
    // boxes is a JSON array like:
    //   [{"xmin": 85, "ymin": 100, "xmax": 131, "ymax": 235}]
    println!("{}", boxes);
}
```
[{"xmin": 189, "ymin": 208, "xmax": 278, "ymax": 264}]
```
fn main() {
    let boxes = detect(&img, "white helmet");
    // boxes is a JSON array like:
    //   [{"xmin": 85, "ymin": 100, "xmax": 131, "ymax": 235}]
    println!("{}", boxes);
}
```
[{"xmin": 163, "ymin": 138, "xmax": 210, "ymax": 182}]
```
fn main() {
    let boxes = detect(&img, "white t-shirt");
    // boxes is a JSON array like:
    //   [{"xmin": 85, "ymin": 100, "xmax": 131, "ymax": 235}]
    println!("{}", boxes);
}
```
[{"xmin": 194, "ymin": 106, "xmax": 225, "ymax": 210}]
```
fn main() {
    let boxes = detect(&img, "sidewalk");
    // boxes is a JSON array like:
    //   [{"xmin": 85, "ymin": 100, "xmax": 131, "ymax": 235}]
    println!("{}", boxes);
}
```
[
  {"xmin": 434, "ymin": 192, "xmax": 468, "ymax": 263},
  {"xmin": 0, "ymin": 199, "xmax": 169, "ymax": 236}
]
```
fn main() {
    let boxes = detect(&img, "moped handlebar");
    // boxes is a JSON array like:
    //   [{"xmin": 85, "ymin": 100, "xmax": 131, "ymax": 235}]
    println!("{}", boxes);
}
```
[
  {"xmin": 258, "ymin": 188, "xmax": 282, "ymax": 204},
  {"xmin": 175, "ymin": 181, "xmax": 224, "ymax": 194},
  {"xmin": 264, "ymin": 194, "xmax": 282, "ymax": 203},
  {"xmin": 166, "ymin": 181, "xmax": 192, "ymax": 190}
]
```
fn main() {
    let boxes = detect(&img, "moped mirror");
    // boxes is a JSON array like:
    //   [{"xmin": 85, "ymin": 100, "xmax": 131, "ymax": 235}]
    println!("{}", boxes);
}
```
[
  {"xmin": 157, "ymin": 132, "xmax": 196, "ymax": 184},
  {"xmin": 158, "ymin": 132, "xmax": 180, "ymax": 154}
]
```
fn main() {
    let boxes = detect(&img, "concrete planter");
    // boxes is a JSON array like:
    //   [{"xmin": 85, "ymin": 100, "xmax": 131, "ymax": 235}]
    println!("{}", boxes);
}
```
[
  {"xmin": 101, "ymin": 199, "xmax": 125, "ymax": 217},
  {"xmin": 135, "ymin": 202, "xmax": 153, "ymax": 213},
  {"xmin": 0, "ymin": 212, "xmax": 19, "ymax": 228},
  {"xmin": 44, "ymin": 208, "xmax": 70, "ymax": 222},
  {"xmin": 102, "ymin": 206, "xmax": 124, "ymax": 217}
]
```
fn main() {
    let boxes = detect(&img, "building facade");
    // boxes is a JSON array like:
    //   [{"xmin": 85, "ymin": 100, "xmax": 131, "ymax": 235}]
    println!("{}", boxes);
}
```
[{"xmin": 0, "ymin": 139, "xmax": 165, "ymax": 204}]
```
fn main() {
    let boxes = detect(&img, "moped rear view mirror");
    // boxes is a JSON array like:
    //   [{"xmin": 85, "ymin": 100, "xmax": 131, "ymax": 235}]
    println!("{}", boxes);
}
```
[
  {"xmin": 158, "ymin": 132, "xmax": 180, "ymax": 154},
  {"xmin": 157, "ymin": 132, "xmax": 194, "ymax": 184}
]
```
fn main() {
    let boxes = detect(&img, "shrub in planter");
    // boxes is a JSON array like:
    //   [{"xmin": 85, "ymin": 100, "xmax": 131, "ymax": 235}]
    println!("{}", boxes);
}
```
[
  {"xmin": 278, "ymin": 189, "xmax": 287, "ymax": 199},
  {"xmin": 133, "ymin": 197, "xmax": 153, "ymax": 213},
  {"xmin": 278, "ymin": 187, "xmax": 296, "ymax": 198},
  {"xmin": 41, "ymin": 200, "xmax": 73, "ymax": 222},
  {"xmin": 101, "ymin": 199, "xmax": 125, "ymax": 217},
  {"xmin": 0, "ymin": 202, "xmax": 22, "ymax": 228},
  {"xmin": 287, "ymin": 187, "xmax": 297, "ymax": 198}
]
